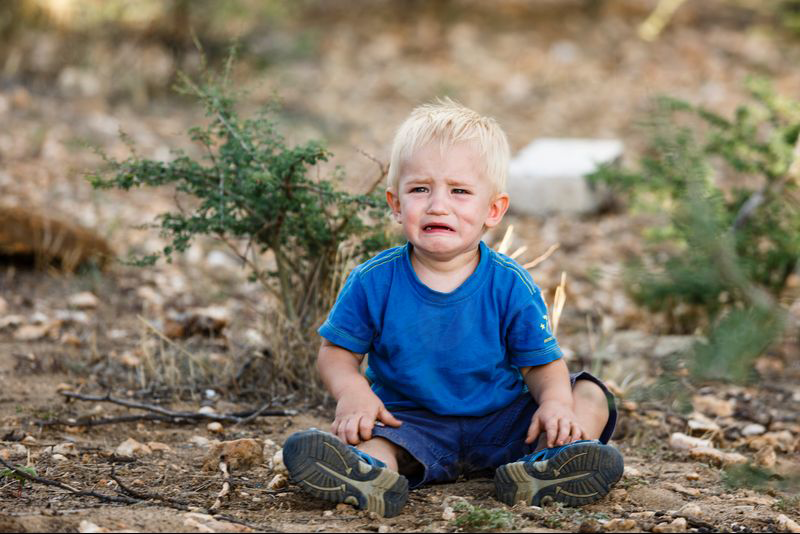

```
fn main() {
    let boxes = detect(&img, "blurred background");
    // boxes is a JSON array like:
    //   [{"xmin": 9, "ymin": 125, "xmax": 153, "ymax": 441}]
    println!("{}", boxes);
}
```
[{"xmin": 1, "ymin": 0, "xmax": 800, "ymax": 397}]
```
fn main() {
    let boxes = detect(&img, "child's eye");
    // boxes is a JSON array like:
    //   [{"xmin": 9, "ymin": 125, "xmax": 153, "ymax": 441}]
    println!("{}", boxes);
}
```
[
  {"xmin": 452, "ymin": 188, "xmax": 470, "ymax": 194},
  {"xmin": 410, "ymin": 186, "xmax": 428, "ymax": 193}
]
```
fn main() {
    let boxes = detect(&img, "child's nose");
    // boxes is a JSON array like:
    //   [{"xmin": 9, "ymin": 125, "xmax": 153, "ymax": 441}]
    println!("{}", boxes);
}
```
[{"xmin": 426, "ymin": 190, "xmax": 449, "ymax": 214}]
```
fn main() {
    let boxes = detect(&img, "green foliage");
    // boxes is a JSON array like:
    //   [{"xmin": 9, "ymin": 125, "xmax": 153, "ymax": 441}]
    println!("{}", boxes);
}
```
[
  {"xmin": 88, "ymin": 58, "xmax": 393, "ymax": 399},
  {"xmin": 589, "ymin": 78, "xmax": 799, "ymax": 382},
  {"xmin": 453, "ymin": 501, "xmax": 514, "ymax": 531},
  {"xmin": 1, "ymin": 465, "xmax": 38, "ymax": 494},
  {"xmin": 89, "ymin": 62, "xmax": 392, "ymax": 330}
]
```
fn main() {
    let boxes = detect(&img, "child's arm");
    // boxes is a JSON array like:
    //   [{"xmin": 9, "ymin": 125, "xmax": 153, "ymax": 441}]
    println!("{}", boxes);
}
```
[
  {"xmin": 520, "ymin": 358, "xmax": 586, "ymax": 448},
  {"xmin": 318, "ymin": 339, "xmax": 402, "ymax": 445}
]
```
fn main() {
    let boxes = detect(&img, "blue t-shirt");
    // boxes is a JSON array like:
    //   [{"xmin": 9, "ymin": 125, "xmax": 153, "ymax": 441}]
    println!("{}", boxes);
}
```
[{"xmin": 318, "ymin": 241, "xmax": 563, "ymax": 416}]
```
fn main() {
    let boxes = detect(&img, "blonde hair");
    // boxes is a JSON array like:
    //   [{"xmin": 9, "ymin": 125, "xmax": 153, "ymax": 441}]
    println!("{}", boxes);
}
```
[{"xmin": 387, "ymin": 98, "xmax": 510, "ymax": 194}]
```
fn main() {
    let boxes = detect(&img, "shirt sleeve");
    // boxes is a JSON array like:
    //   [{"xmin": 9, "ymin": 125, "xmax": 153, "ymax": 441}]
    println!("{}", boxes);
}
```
[
  {"xmin": 506, "ymin": 283, "xmax": 563, "ymax": 368},
  {"xmin": 318, "ymin": 268, "xmax": 374, "ymax": 354}
]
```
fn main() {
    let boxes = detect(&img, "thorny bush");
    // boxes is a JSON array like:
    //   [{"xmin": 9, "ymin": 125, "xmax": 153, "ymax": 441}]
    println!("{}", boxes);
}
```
[
  {"xmin": 590, "ymin": 78, "xmax": 800, "ymax": 383},
  {"xmin": 89, "ymin": 64, "xmax": 392, "ymax": 399}
]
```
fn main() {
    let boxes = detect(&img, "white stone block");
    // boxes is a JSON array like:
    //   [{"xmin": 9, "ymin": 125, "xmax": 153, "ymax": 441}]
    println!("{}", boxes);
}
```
[{"xmin": 507, "ymin": 138, "xmax": 623, "ymax": 216}]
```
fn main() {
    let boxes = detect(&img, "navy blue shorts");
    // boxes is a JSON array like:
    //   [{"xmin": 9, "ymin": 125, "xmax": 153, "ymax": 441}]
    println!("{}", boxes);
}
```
[{"xmin": 371, "ymin": 371, "xmax": 617, "ymax": 489}]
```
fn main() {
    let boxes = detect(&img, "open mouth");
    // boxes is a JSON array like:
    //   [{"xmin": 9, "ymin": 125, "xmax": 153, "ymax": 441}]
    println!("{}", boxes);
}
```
[{"xmin": 423, "ymin": 223, "xmax": 455, "ymax": 232}]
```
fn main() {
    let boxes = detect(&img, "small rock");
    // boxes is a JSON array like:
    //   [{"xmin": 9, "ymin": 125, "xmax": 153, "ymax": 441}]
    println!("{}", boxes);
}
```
[
  {"xmin": 608, "ymin": 488, "xmax": 628, "ymax": 502},
  {"xmin": 378, "ymin": 526, "xmax": 390, "ymax": 533},
  {"xmin": 777, "ymin": 514, "xmax": 800, "ymax": 533},
  {"xmin": 687, "ymin": 412, "xmax": 721, "ymax": 434},
  {"xmin": 190, "ymin": 435, "xmax": 211, "ymax": 448},
  {"xmin": 664, "ymin": 482, "xmax": 700, "ymax": 496},
  {"xmin": 742, "ymin": 423, "xmax": 766, "ymax": 436},
  {"xmin": 685, "ymin": 472, "xmax": 700, "ymax": 481},
  {"xmin": 52, "ymin": 443, "xmax": 78, "ymax": 457},
  {"xmin": 51, "ymin": 453, "xmax": 68, "ymax": 461},
  {"xmin": 60, "ymin": 333, "xmax": 82, "ymax": 347},
  {"xmin": 268, "ymin": 473, "xmax": 288, "ymax": 490},
  {"xmin": 207, "ymin": 422, "xmax": 224, "ymax": 434},
  {"xmin": 688, "ymin": 446, "xmax": 747, "ymax": 466},
  {"xmin": 202, "ymin": 438, "xmax": 263, "ymax": 471},
  {"xmin": 652, "ymin": 517, "xmax": 688, "ymax": 533},
  {"xmin": 754, "ymin": 445, "xmax": 777, "ymax": 468},
  {"xmin": 0, "ymin": 314, "xmax": 24, "ymax": 329},
  {"xmin": 147, "ymin": 442, "xmax": 172, "ymax": 453},
  {"xmin": 748, "ymin": 431, "xmax": 796, "ymax": 452},
  {"xmin": 272, "ymin": 449, "xmax": 287, "ymax": 475},
  {"xmin": 55, "ymin": 382, "xmax": 74, "ymax": 392},
  {"xmin": 322, "ymin": 510, "xmax": 334, "ymax": 517},
  {"xmin": 677, "ymin": 503, "xmax": 705, "ymax": 519},
  {"xmin": 670, "ymin": 432, "xmax": 713, "ymax": 450},
  {"xmin": 442, "ymin": 506, "xmax": 456, "ymax": 521},
  {"xmin": 623, "ymin": 465, "xmax": 642, "ymax": 477},
  {"xmin": 67, "ymin": 291, "xmax": 99, "ymax": 309},
  {"xmin": 78, "ymin": 520, "xmax": 109, "ymax": 533},
  {"xmin": 115, "ymin": 438, "xmax": 152, "ymax": 458},
  {"xmin": 14, "ymin": 323, "xmax": 55, "ymax": 341},
  {"xmin": 603, "ymin": 518, "xmax": 636, "ymax": 531},
  {"xmin": 336, "ymin": 503, "xmax": 354, "ymax": 512},
  {"xmin": 117, "ymin": 351, "xmax": 141, "ymax": 368},
  {"xmin": 198, "ymin": 406, "xmax": 216, "ymax": 415},
  {"xmin": 692, "ymin": 395, "xmax": 734, "ymax": 417},
  {"xmin": 22, "ymin": 436, "xmax": 37, "ymax": 444}
]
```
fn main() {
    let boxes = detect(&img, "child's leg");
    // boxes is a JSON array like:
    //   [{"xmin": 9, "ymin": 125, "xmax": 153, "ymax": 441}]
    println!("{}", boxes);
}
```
[
  {"xmin": 358, "ymin": 437, "xmax": 401, "ymax": 471},
  {"xmin": 358, "ymin": 437, "xmax": 424, "ymax": 478},
  {"xmin": 572, "ymin": 379, "xmax": 610, "ymax": 440}
]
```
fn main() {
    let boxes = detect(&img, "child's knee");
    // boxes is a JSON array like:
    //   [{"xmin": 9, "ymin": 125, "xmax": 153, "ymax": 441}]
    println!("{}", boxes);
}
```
[{"xmin": 572, "ymin": 380, "xmax": 609, "ymax": 413}]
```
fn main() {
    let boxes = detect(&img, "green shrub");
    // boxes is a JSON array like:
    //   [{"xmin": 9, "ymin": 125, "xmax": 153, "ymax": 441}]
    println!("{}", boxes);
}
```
[
  {"xmin": 590, "ymin": 78, "xmax": 799, "ymax": 382},
  {"xmin": 89, "ymin": 61, "xmax": 392, "ymax": 398}
]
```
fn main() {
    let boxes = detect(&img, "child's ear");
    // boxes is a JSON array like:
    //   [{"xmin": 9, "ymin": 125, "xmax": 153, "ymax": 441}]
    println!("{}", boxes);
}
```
[
  {"xmin": 386, "ymin": 188, "xmax": 402, "ymax": 223},
  {"xmin": 484, "ymin": 192, "xmax": 510, "ymax": 229}
]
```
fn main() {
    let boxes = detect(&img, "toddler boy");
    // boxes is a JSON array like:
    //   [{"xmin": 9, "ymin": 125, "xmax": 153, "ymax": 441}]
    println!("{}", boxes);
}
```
[{"xmin": 283, "ymin": 99, "xmax": 623, "ymax": 517}]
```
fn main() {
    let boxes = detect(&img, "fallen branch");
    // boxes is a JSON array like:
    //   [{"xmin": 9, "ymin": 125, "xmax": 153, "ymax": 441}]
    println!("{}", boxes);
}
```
[
  {"xmin": 35, "ymin": 413, "xmax": 178, "ymax": 427},
  {"xmin": 52, "ymin": 391, "xmax": 296, "ymax": 427}
]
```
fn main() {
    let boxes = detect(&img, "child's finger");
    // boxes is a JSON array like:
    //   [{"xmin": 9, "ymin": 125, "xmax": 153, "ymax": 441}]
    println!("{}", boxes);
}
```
[
  {"xmin": 545, "ymin": 418, "xmax": 559, "ymax": 447},
  {"xmin": 570, "ymin": 421, "xmax": 582, "ymax": 443},
  {"xmin": 525, "ymin": 416, "xmax": 541, "ymax": 444},
  {"xmin": 358, "ymin": 415, "xmax": 375, "ymax": 441},
  {"xmin": 344, "ymin": 416, "xmax": 362, "ymax": 445},
  {"xmin": 378, "ymin": 406, "xmax": 402, "ymax": 427},
  {"xmin": 556, "ymin": 418, "xmax": 571, "ymax": 446}
]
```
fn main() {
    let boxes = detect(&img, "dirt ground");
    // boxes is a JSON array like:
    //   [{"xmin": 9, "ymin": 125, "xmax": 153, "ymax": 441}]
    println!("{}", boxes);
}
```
[{"xmin": 2, "ymin": 1, "xmax": 800, "ymax": 532}]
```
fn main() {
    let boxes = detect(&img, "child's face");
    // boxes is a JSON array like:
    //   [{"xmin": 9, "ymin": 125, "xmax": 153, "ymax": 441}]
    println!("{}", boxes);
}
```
[{"xmin": 387, "ymin": 140, "xmax": 509, "ymax": 262}]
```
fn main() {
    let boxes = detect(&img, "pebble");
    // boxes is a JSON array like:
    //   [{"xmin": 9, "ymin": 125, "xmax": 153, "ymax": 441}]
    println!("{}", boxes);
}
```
[
  {"xmin": 670, "ymin": 432, "xmax": 713, "ymax": 450},
  {"xmin": 198, "ymin": 406, "xmax": 216, "ymax": 415},
  {"xmin": 652, "ymin": 517, "xmax": 688, "ymax": 533},
  {"xmin": 777, "ymin": 514, "xmax": 800, "ymax": 533},
  {"xmin": 67, "ymin": 291, "xmax": 99, "ymax": 309},
  {"xmin": 442, "ymin": 506, "xmax": 456, "ymax": 521},
  {"xmin": 207, "ymin": 422, "xmax": 224, "ymax": 433},
  {"xmin": 677, "ymin": 503, "xmax": 705, "ymax": 519},
  {"xmin": 51, "ymin": 453, "xmax": 68, "ymax": 461},
  {"xmin": 742, "ymin": 423, "xmax": 766, "ymax": 436},
  {"xmin": 685, "ymin": 472, "xmax": 700, "ymax": 481},
  {"xmin": 754, "ymin": 445, "xmax": 777, "ymax": 468},
  {"xmin": 322, "ymin": 510, "xmax": 334, "ymax": 517},
  {"xmin": 664, "ymin": 482, "xmax": 701, "ymax": 496},
  {"xmin": 608, "ymin": 488, "xmax": 628, "ymax": 502},
  {"xmin": 272, "ymin": 449, "xmax": 287, "ymax": 475},
  {"xmin": 378, "ymin": 526, "xmax": 390, "ymax": 533},
  {"xmin": 603, "ymin": 518, "xmax": 636, "ymax": 531},
  {"xmin": 52, "ymin": 443, "xmax": 78, "ymax": 457},
  {"xmin": 629, "ymin": 511, "xmax": 656, "ymax": 520},
  {"xmin": 688, "ymin": 446, "xmax": 747, "ymax": 466},
  {"xmin": 335, "ymin": 503, "xmax": 353, "ymax": 512},
  {"xmin": 623, "ymin": 465, "xmax": 642, "ymax": 477},
  {"xmin": 267, "ymin": 473, "xmax": 288, "ymax": 490}
]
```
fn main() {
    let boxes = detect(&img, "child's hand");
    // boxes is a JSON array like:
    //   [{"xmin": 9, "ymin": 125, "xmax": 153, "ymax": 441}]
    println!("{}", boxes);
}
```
[
  {"xmin": 526, "ymin": 400, "xmax": 586, "ymax": 448},
  {"xmin": 332, "ymin": 387, "xmax": 402, "ymax": 445}
]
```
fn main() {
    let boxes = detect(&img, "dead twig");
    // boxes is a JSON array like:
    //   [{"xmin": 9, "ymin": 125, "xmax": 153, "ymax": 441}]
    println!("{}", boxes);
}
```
[
  {"xmin": 54, "ymin": 391, "xmax": 297, "ymax": 426},
  {"xmin": 209, "ymin": 461, "xmax": 231, "ymax": 512},
  {"xmin": 523, "ymin": 243, "xmax": 560, "ymax": 270},
  {"xmin": 0, "ymin": 456, "xmax": 137, "ymax": 505},
  {"xmin": 110, "ymin": 466, "xmax": 191, "ymax": 510},
  {"xmin": 35, "ymin": 413, "xmax": 178, "ymax": 427}
]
